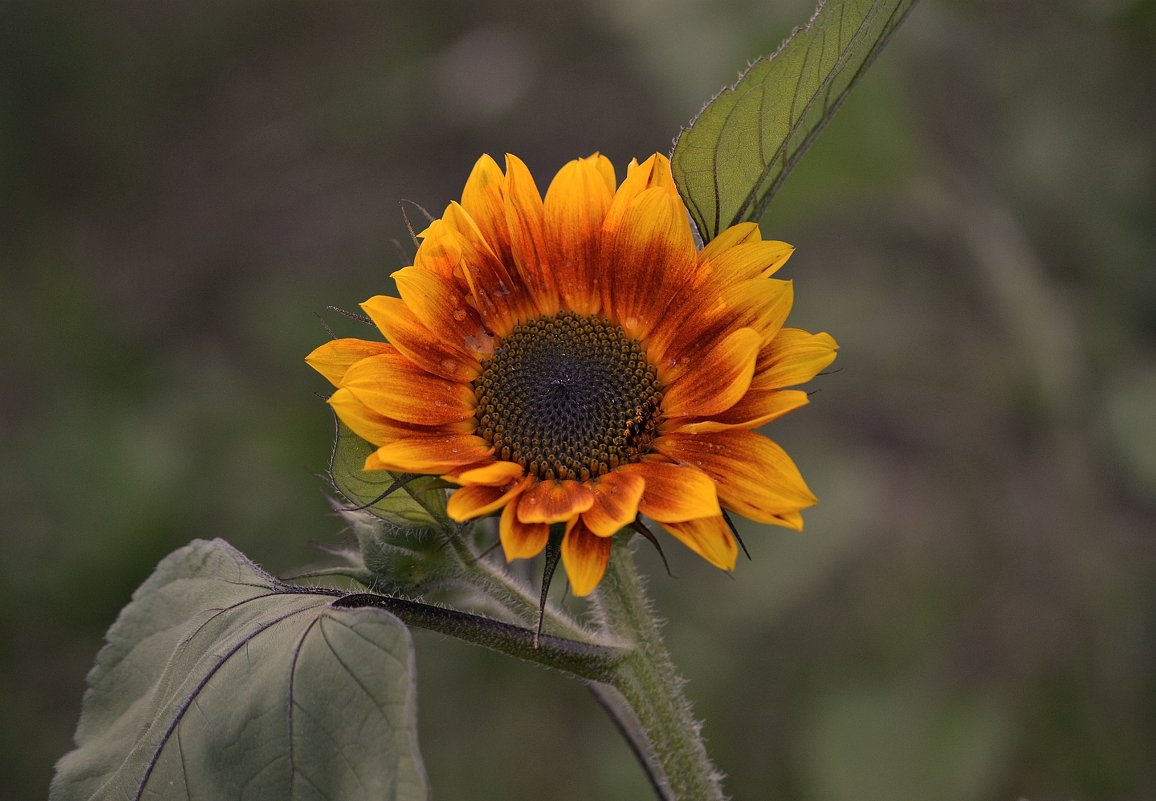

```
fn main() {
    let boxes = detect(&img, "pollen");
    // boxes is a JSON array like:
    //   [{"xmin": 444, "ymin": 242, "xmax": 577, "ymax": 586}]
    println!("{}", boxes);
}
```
[{"xmin": 472, "ymin": 310, "xmax": 665, "ymax": 481}]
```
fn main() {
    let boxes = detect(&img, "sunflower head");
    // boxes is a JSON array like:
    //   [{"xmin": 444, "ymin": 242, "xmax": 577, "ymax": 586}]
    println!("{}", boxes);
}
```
[{"xmin": 307, "ymin": 153, "xmax": 837, "ymax": 596}]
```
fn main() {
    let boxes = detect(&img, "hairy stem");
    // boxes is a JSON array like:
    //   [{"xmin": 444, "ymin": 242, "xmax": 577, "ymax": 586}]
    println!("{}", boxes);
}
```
[{"xmin": 593, "ymin": 542, "xmax": 726, "ymax": 801}]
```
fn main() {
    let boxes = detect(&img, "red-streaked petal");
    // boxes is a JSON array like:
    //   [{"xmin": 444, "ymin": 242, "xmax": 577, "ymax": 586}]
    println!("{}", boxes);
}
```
[
  {"xmin": 618, "ymin": 461, "xmax": 720, "ymax": 523},
  {"xmin": 658, "ymin": 516, "xmax": 738, "ymax": 570},
  {"xmin": 561, "ymin": 517, "xmax": 612, "ymax": 597},
  {"xmin": 662, "ymin": 327, "xmax": 761, "ymax": 418},
  {"xmin": 582, "ymin": 470, "xmax": 646, "ymax": 537},
  {"xmin": 503, "ymin": 154, "xmax": 557, "ymax": 315},
  {"xmin": 342, "ymin": 353, "xmax": 475, "ymax": 426},
  {"xmin": 446, "ymin": 476, "xmax": 531, "ymax": 522},
  {"xmin": 655, "ymin": 431, "xmax": 816, "ymax": 524},
  {"xmin": 753, "ymin": 330, "xmax": 839, "ymax": 389},
  {"xmin": 305, "ymin": 338, "xmax": 394, "ymax": 387},
  {"xmin": 392, "ymin": 266, "xmax": 494, "ymax": 357},
  {"xmin": 672, "ymin": 389, "xmax": 809, "ymax": 434},
  {"xmin": 440, "ymin": 203, "xmax": 533, "ymax": 336},
  {"xmin": 500, "ymin": 499, "xmax": 550, "ymax": 560},
  {"xmin": 361, "ymin": 295, "xmax": 481, "ymax": 382},
  {"xmin": 543, "ymin": 155, "xmax": 614, "ymax": 314},
  {"xmin": 601, "ymin": 186, "xmax": 697, "ymax": 340},
  {"xmin": 444, "ymin": 460, "xmax": 525, "ymax": 486},
  {"xmin": 365, "ymin": 434, "xmax": 493, "ymax": 474},
  {"xmin": 516, "ymin": 479, "xmax": 595, "ymax": 524}
]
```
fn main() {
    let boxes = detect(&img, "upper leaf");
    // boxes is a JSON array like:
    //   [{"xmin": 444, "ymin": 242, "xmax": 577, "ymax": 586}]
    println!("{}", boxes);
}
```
[
  {"xmin": 329, "ymin": 418, "xmax": 448, "ymax": 528},
  {"xmin": 671, "ymin": 0, "xmax": 918, "ymax": 242},
  {"xmin": 51, "ymin": 538, "xmax": 428, "ymax": 801}
]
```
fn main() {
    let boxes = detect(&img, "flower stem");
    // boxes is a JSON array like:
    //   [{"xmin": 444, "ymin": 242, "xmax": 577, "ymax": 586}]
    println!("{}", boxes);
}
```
[{"xmin": 593, "ymin": 541, "xmax": 726, "ymax": 801}]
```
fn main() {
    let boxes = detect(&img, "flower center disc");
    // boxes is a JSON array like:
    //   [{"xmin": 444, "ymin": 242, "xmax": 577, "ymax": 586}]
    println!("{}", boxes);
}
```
[{"xmin": 473, "ymin": 311, "xmax": 665, "ymax": 481}]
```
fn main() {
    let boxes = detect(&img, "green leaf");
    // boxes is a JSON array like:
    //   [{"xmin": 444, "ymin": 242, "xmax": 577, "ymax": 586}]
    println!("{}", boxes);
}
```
[
  {"xmin": 329, "ymin": 417, "xmax": 448, "ymax": 528},
  {"xmin": 671, "ymin": 0, "xmax": 918, "ymax": 242},
  {"xmin": 51, "ymin": 539, "xmax": 429, "ymax": 801}
]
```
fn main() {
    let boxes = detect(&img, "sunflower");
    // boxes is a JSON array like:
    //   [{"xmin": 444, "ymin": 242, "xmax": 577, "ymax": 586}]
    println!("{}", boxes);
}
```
[{"xmin": 307, "ymin": 153, "xmax": 837, "ymax": 596}]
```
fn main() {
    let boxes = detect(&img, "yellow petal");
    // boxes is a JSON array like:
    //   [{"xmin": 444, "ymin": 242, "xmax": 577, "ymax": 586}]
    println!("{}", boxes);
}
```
[
  {"xmin": 701, "ymin": 239, "xmax": 795, "ymax": 289},
  {"xmin": 459, "ymin": 154, "xmax": 511, "ymax": 264},
  {"xmin": 754, "ymin": 329, "xmax": 839, "ymax": 389},
  {"xmin": 305, "ymin": 338, "xmax": 394, "ymax": 387},
  {"xmin": 673, "ymin": 389, "xmax": 809, "ymax": 434},
  {"xmin": 655, "ymin": 430, "xmax": 816, "ymax": 524},
  {"xmin": 658, "ymin": 516, "xmax": 738, "ymax": 570},
  {"xmin": 618, "ymin": 461, "xmax": 721, "ymax": 523}
]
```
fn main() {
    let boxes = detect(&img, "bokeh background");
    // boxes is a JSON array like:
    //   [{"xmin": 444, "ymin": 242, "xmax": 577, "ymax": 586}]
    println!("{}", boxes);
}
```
[{"xmin": 3, "ymin": 0, "xmax": 1155, "ymax": 798}]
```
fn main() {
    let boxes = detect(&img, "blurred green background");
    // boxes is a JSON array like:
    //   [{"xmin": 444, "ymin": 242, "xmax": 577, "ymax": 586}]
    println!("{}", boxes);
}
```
[{"xmin": 3, "ymin": 0, "xmax": 1155, "ymax": 798}]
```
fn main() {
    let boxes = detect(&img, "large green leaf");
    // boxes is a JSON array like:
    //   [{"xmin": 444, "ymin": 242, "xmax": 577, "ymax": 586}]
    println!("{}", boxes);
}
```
[
  {"xmin": 671, "ymin": 0, "xmax": 918, "ymax": 242},
  {"xmin": 51, "ymin": 539, "xmax": 428, "ymax": 801},
  {"xmin": 329, "ymin": 418, "xmax": 448, "ymax": 528}
]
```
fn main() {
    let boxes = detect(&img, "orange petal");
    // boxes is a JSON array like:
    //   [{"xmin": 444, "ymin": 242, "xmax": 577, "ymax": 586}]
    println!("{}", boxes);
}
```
[
  {"xmin": 306, "ymin": 338, "xmax": 395, "ymax": 387},
  {"xmin": 499, "ymin": 499, "xmax": 550, "ymax": 560},
  {"xmin": 446, "ymin": 476, "xmax": 531, "ymax": 522},
  {"xmin": 601, "ymin": 186, "xmax": 697, "ymax": 340},
  {"xmin": 361, "ymin": 295, "xmax": 481, "ymax": 382},
  {"xmin": 444, "ymin": 460, "xmax": 525, "ymax": 486},
  {"xmin": 342, "ymin": 353, "xmax": 475, "ymax": 426},
  {"xmin": 655, "ymin": 430, "xmax": 816, "ymax": 524},
  {"xmin": 365, "ymin": 433, "xmax": 493, "ymax": 474},
  {"xmin": 753, "ymin": 329, "xmax": 839, "ymax": 389},
  {"xmin": 658, "ymin": 516, "xmax": 738, "ymax": 570},
  {"xmin": 672, "ymin": 388, "xmax": 809, "ymax": 434},
  {"xmin": 543, "ymin": 155, "xmax": 614, "ymax": 314},
  {"xmin": 503, "ymin": 154, "xmax": 557, "ymax": 315},
  {"xmin": 662, "ymin": 327, "xmax": 761, "ymax": 418},
  {"xmin": 516, "ymin": 479, "xmax": 595, "ymax": 524},
  {"xmin": 328, "ymin": 388, "xmax": 457, "ymax": 446},
  {"xmin": 392, "ymin": 266, "xmax": 493, "ymax": 357},
  {"xmin": 582, "ymin": 470, "xmax": 646, "ymax": 537},
  {"xmin": 561, "ymin": 517, "xmax": 612, "ymax": 597},
  {"xmin": 618, "ymin": 461, "xmax": 720, "ymax": 523}
]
